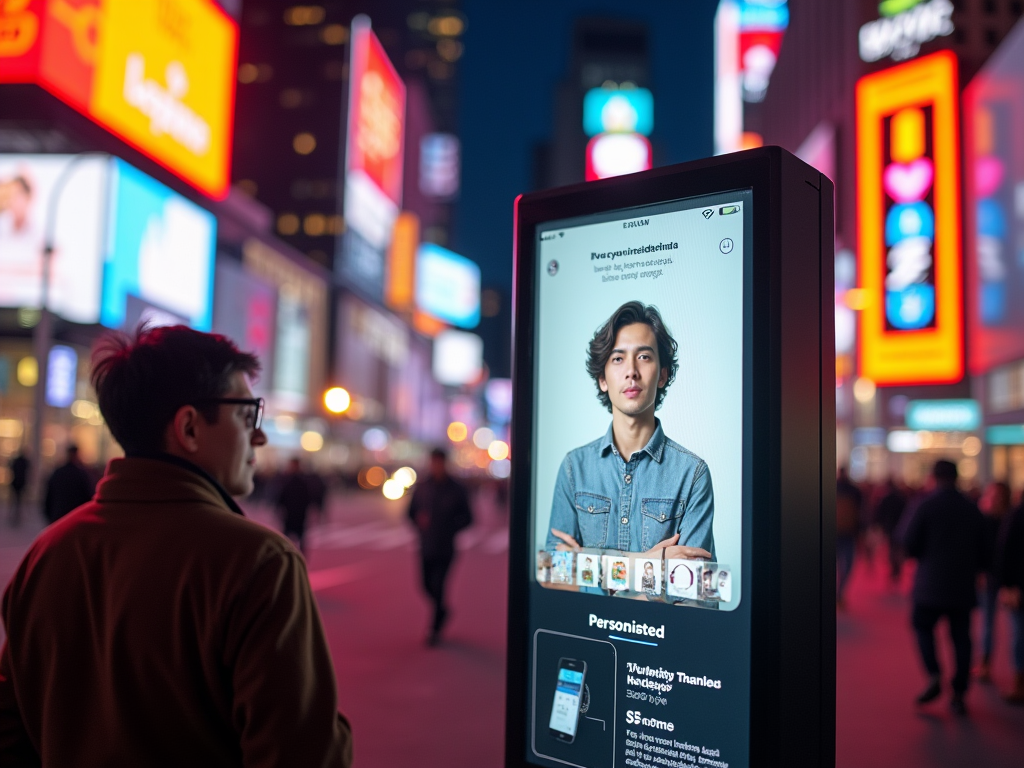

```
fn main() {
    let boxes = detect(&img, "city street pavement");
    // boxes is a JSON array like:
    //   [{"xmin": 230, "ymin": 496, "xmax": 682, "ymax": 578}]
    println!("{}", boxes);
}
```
[{"xmin": 2, "ymin": 493, "xmax": 1023, "ymax": 767}]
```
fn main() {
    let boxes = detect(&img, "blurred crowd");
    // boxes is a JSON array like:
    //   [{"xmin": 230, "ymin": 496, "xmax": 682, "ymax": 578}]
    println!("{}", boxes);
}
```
[{"xmin": 836, "ymin": 462, "xmax": 1024, "ymax": 713}]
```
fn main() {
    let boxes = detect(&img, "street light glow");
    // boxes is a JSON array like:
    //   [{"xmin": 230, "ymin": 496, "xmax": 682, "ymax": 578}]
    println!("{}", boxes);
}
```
[
  {"xmin": 382, "ymin": 478, "xmax": 406, "ymax": 500},
  {"xmin": 324, "ymin": 387, "xmax": 351, "ymax": 414},
  {"xmin": 447, "ymin": 421, "xmax": 468, "ymax": 442},
  {"xmin": 393, "ymin": 467, "xmax": 417, "ymax": 487},
  {"xmin": 487, "ymin": 440, "xmax": 510, "ymax": 461},
  {"xmin": 300, "ymin": 431, "xmax": 324, "ymax": 452}
]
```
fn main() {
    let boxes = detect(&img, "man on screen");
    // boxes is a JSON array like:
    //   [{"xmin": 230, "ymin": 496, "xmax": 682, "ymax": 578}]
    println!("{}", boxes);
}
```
[{"xmin": 546, "ymin": 301, "xmax": 715, "ymax": 566}]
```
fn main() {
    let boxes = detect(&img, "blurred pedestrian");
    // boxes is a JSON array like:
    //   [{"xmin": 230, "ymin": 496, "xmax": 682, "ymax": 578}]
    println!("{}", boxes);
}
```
[
  {"xmin": 308, "ymin": 466, "xmax": 328, "ymax": 524},
  {"xmin": 408, "ymin": 447, "xmax": 472, "ymax": 646},
  {"xmin": 902, "ymin": 459, "xmax": 988, "ymax": 716},
  {"xmin": 277, "ymin": 457, "xmax": 312, "ymax": 556},
  {"xmin": 0, "ymin": 325, "xmax": 351, "ymax": 766},
  {"xmin": 997, "ymin": 499, "xmax": 1024, "ymax": 704},
  {"xmin": 977, "ymin": 480, "xmax": 1011, "ymax": 683},
  {"xmin": 42, "ymin": 444, "xmax": 94, "ymax": 524},
  {"xmin": 7, "ymin": 450, "xmax": 28, "ymax": 527},
  {"xmin": 836, "ymin": 466, "xmax": 863, "ymax": 610},
  {"xmin": 875, "ymin": 478, "xmax": 907, "ymax": 583}
]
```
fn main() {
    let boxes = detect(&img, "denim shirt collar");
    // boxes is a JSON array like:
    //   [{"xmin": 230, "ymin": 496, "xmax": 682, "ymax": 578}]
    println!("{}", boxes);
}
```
[{"xmin": 598, "ymin": 419, "xmax": 666, "ymax": 463}]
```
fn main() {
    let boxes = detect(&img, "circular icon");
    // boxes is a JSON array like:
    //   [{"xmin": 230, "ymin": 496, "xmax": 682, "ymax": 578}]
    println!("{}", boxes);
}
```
[
  {"xmin": 719, "ymin": 238, "xmax": 734, "ymax": 254},
  {"xmin": 547, "ymin": 260, "xmax": 559, "ymax": 276}
]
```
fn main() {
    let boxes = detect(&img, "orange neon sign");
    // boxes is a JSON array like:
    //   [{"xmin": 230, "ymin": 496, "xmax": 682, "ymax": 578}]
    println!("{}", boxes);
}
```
[
  {"xmin": 0, "ymin": 0, "xmax": 237, "ymax": 199},
  {"xmin": 856, "ymin": 50, "xmax": 963, "ymax": 386}
]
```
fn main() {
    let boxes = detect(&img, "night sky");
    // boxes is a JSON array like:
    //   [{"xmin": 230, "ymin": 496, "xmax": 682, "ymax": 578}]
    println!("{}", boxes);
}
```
[{"xmin": 454, "ymin": 0, "xmax": 720, "ymax": 293}]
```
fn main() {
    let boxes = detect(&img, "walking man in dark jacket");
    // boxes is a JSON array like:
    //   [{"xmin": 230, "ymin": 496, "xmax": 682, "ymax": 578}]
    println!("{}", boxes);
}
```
[
  {"xmin": 276, "ymin": 457, "xmax": 312, "ymax": 556},
  {"xmin": 7, "ymin": 451, "xmax": 28, "ymax": 527},
  {"xmin": 997, "ymin": 502, "xmax": 1024, "ymax": 703},
  {"xmin": 407, "ymin": 448, "xmax": 472, "ymax": 645},
  {"xmin": 43, "ymin": 444, "xmax": 94, "ymax": 524},
  {"xmin": 902, "ymin": 459, "xmax": 989, "ymax": 715}
]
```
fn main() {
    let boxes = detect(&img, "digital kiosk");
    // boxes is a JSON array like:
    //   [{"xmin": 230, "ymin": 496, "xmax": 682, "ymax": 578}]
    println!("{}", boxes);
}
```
[{"xmin": 506, "ymin": 147, "xmax": 836, "ymax": 768}]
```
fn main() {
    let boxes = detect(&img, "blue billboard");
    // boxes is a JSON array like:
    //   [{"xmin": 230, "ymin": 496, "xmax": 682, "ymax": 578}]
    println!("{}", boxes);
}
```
[
  {"xmin": 583, "ymin": 88, "xmax": 654, "ymax": 137},
  {"xmin": 101, "ymin": 159, "xmax": 216, "ymax": 331},
  {"xmin": 415, "ymin": 243, "xmax": 480, "ymax": 328}
]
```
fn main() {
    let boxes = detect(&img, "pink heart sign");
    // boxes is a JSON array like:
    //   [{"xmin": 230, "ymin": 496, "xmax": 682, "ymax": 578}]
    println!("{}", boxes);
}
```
[
  {"xmin": 975, "ymin": 156, "xmax": 1004, "ymax": 198},
  {"xmin": 884, "ymin": 158, "xmax": 934, "ymax": 203}
]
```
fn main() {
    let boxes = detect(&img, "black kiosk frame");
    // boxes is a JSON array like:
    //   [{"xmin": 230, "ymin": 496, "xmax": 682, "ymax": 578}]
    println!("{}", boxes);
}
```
[{"xmin": 506, "ymin": 147, "xmax": 836, "ymax": 768}]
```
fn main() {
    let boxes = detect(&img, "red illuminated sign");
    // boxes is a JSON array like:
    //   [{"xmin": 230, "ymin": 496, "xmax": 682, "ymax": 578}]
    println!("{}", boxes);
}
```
[
  {"xmin": 855, "ymin": 51, "xmax": 963, "ymax": 386},
  {"xmin": 346, "ymin": 17, "xmax": 405, "ymax": 207}
]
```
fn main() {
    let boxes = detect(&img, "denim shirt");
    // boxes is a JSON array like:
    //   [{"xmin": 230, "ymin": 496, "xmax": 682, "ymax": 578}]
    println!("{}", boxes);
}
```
[{"xmin": 545, "ymin": 420, "xmax": 716, "ymax": 557}]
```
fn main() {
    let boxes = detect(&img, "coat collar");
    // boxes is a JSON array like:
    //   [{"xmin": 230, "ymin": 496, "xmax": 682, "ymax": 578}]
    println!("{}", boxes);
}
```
[{"xmin": 96, "ymin": 454, "xmax": 245, "ymax": 516}]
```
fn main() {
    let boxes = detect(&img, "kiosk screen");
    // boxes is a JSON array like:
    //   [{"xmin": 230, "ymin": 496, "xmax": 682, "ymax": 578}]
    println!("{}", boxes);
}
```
[{"xmin": 527, "ymin": 190, "xmax": 752, "ymax": 768}]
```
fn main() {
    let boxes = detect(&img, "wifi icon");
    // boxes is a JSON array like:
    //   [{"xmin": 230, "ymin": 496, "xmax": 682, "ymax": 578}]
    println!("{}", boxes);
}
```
[{"xmin": 702, "ymin": 209, "xmax": 713, "ymax": 219}]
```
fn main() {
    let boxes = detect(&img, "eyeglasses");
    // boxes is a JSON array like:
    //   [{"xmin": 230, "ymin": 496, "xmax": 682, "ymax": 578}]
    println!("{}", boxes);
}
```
[{"xmin": 196, "ymin": 397, "xmax": 264, "ymax": 430}]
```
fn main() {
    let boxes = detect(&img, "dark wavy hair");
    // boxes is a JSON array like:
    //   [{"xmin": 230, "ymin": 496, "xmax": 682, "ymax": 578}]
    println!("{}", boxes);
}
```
[
  {"xmin": 586, "ymin": 301, "xmax": 678, "ymax": 413},
  {"xmin": 90, "ymin": 325, "xmax": 260, "ymax": 456}
]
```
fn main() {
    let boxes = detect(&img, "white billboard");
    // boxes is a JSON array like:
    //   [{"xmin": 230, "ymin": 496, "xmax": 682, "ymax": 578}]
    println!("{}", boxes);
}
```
[{"xmin": 0, "ymin": 155, "xmax": 109, "ymax": 323}]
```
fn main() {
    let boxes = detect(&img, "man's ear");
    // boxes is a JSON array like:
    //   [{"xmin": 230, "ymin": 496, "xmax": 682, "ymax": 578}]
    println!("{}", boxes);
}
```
[
  {"xmin": 658, "ymin": 367, "xmax": 669, "ymax": 388},
  {"xmin": 166, "ymin": 405, "xmax": 202, "ymax": 455},
  {"xmin": 599, "ymin": 376, "xmax": 609, "ymax": 393}
]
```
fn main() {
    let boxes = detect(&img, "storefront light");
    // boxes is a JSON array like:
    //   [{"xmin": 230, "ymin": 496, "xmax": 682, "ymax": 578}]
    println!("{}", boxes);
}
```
[
  {"xmin": 961, "ymin": 436, "xmax": 982, "ymax": 456},
  {"xmin": 16, "ymin": 357, "xmax": 37, "ymax": 387},
  {"xmin": 853, "ymin": 377, "xmax": 876, "ymax": 403},
  {"xmin": 300, "ymin": 431, "xmax": 324, "ymax": 452},
  {"xmin": 473, "ymin": 427, "xmax": 494, "ymax": 449}
]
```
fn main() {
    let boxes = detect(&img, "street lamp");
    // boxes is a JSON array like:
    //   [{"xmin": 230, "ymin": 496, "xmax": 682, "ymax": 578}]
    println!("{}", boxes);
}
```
[
  {"xmin": 31, "ymin": 152, "xmax": 107, "ymax": 495},
  {"xmin": 323, "ymin": 386, "xmax": 351, "ymax": 414}
]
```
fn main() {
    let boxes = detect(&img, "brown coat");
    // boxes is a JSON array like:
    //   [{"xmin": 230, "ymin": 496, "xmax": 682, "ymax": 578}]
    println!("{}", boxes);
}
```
[{"xmin": 0, "ymin": 457, "xmax": 352, "ymax": 767}]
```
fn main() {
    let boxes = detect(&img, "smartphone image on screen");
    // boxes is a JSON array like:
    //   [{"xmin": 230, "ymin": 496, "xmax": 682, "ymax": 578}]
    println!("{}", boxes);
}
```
[{"xmin": 548, "ymin": 657, "xmax": 587, "ymax": 743}]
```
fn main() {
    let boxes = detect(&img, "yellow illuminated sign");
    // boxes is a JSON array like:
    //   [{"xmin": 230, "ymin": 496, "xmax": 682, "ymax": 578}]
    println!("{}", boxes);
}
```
[
  {"xmin": 90, "ymin": 0, "xmax": 236, "ymax": 198},
  {"xmin": 0, "ymin": 0, "xmax": 237, "ymax": 199}
]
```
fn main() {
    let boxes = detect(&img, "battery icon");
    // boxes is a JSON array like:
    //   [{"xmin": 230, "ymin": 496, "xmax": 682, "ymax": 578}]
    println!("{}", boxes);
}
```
[{"xmin": 719, "ymin": 205, "xmax": 740, "ymax": 216}]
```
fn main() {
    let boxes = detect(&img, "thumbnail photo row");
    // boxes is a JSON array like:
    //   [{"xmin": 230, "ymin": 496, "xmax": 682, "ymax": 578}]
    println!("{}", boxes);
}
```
[{"xmin": 536, "ymin": 550, "xmax": 733, "ymax": 605}]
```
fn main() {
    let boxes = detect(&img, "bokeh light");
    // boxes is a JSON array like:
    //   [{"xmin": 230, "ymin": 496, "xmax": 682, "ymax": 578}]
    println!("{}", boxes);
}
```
[
  {"xmin": 487, "ymin": 439, "xmax": 510, "ymax": 461},
  {"xmin": 447, "ymin": 421, "xmax": 468, "ymax": 442},
  {"xmin": 324, "ymin": 387, "xmax": 351, "ymax": 414},
  {"xmin": 382, "ymin": 478, "xmax": 406, "ymax": 500},
  {"xmin": 473, "ymin": 427, "xmax": 495, "ymax": 449},
  {"xmin": 300, "ymin": 431, "xmax": 324, "ymax": 452},
  {"xmin": 489, "ymin": 459, "xmax": 511, "ymax": 479},
  {"xmin": 393, "ymin": 467, "xmax": 417, "ymax": 487}
]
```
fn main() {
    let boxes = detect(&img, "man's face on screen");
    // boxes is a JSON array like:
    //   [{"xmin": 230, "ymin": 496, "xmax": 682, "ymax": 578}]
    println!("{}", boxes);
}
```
[{"xmin": 599, "ymin": 323, "xmax": 669, "ymax": 419}]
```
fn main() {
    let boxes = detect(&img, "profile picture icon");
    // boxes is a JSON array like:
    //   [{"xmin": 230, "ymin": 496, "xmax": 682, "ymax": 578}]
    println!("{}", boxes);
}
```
[{"xmin": 547, "ymin": 260, "xmax": 559, "ymax": 276}]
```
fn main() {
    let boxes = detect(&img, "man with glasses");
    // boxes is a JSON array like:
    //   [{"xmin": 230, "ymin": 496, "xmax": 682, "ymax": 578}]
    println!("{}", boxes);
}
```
[{"xmin": 0, "ymin": 325, "xmax": 352, "ymax": 766}]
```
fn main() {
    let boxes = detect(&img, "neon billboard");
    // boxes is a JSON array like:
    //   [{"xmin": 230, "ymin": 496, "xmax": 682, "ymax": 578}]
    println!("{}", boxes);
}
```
[
  {"xmin": 856, "ymin": 50, "xmax": 962, "ymax": 386},
  {"xmin": 339, "ymin": 14, "xmax": 406, "ymax": 299},
  {"xmin": 0, "ymin": 0, "xmax": 238, "ymax": 200}
]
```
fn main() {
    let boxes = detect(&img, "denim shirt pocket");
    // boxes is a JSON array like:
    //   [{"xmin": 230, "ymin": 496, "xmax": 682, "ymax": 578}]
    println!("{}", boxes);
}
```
[
  {"xmin": 574, "ymin": 492, "xmax": 612, "ymax": 548},
  {"xmin": 641, "ymin": 498, "xmax": 683, "ymax": 550}
]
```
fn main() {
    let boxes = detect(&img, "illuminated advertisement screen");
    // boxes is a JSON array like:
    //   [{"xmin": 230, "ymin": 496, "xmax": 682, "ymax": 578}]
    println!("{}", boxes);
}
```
[
  {"xmin": 964, "ymin": 21, "xmax": 1024, "ymax": 374},
  {"xmin": 212, "ymin": 259, "xmax": 276, "ymax": 396},
  {"xmin": 856, "ymin": 51, "xmax": 963, "ymax": 385},
  {"xmin": 101, "ymin": 158, "xmax": 215, "ymax": 330},
  {"xmin": 339, "ymin": 15, "xmax": 406, "ymax": 300},
  {"xmin": 0, "ymin": 154, "xmax": 107, "ymax": 323},
  {"xmin": 415, "ymin": 242, "xmax": 480, "ymax": 328},
  {"xmin": 0, "ymin": 0, "xmax": 238, "ymax": 199},
  {"xmin": 523, "ymin": 191, "xmax": 751, "ymax": 767}
]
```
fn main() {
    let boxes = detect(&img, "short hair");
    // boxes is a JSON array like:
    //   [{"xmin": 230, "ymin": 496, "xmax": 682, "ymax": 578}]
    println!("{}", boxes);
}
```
[
  {"xmin": 586, "ymin": 301, "xmax": 678, "ymax": 412},
  {"xmin": 933, "ymin": 459, "xmax": 958, "ymax": 483},
  {"xmin": 90, "ymin": 325, "xmax": 260, "ymax": 456}
]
